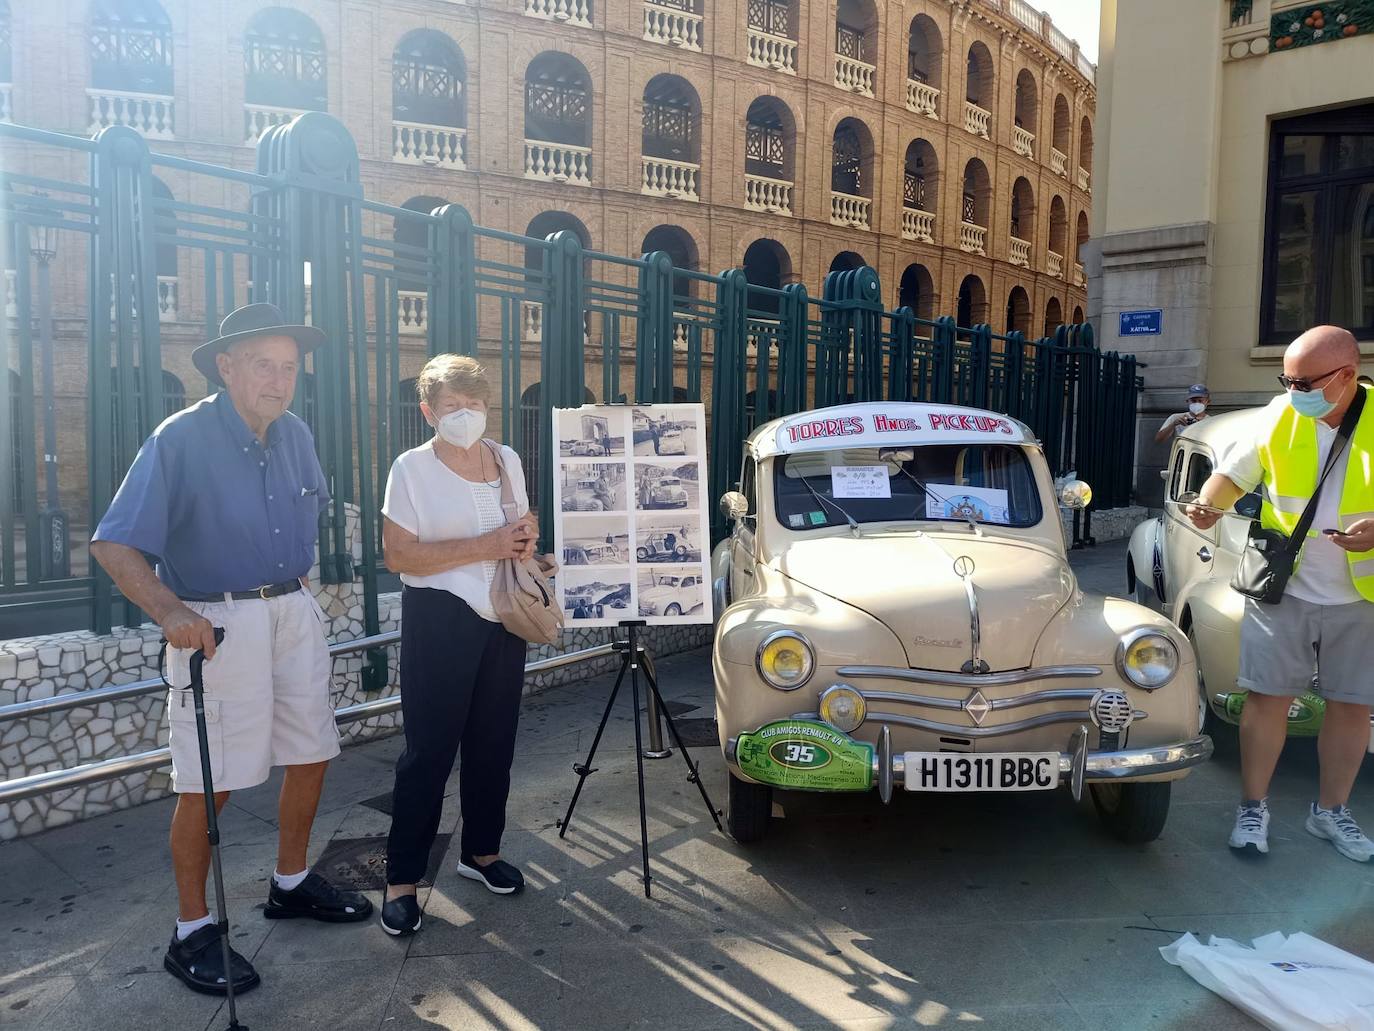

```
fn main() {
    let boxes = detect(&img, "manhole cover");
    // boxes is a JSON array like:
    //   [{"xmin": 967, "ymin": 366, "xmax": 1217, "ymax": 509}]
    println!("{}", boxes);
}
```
[
  {"xmin": 312, "ymin": 834, "xmax": 450, "ymax": 891},
  {"xmin": 671, "ymin": 717, "xmax": 718, "ymax": 748}
]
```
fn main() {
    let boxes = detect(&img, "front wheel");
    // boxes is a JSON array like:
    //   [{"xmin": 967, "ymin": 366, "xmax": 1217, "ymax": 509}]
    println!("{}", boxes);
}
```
[
  {"xmin": 727, "ymin": 772, "xmax": 773, "ymax": 843},
  {"xmin": 675, "ymin": 544, "xmax": 688, "ymax": 557},
  {"xmin": 1089, "ymin": 781, "xmax": 1172, "ymax": 843},
  {"xmin": 636, "ymin": 547, "xmax": 649, "ymax": 560},
  {"xmin": 665, "ymin": 603, "xmax": 682, "ymax": 616}
]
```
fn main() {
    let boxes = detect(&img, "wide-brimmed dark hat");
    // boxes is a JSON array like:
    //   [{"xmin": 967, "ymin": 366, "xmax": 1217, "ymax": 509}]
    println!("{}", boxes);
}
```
[{"xmin": 192, "ymin": 302, "xmax": 327, "ymax": 387}]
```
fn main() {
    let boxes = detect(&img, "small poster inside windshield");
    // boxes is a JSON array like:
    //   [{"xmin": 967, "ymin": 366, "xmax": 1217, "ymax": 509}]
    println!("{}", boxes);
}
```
[
  {"xmin": 830, "ymin": 465, "xmax": 891, "ymax": 499},
  {"xmin": 925, "ymin": 485, "xmax": 1011, "ymax": 525}
]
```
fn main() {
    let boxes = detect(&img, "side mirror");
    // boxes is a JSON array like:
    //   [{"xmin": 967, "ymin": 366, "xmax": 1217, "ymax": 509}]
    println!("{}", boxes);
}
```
[
  {"xmin": 1235, "ymin": 492, "xmax": 1261, "ymax": 519},
  {"xmin": 719, "ymin": 491, "xmax": 749, "ymax": 521},
  {"xmin": 1058, "ymin": 479, "xmax": 1093, "ymax": 510}
]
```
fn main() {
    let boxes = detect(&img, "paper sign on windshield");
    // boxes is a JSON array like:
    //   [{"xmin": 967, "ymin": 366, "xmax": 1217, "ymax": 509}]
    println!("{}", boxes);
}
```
[
  {"xmin": 831, "ymin": 465, "xmax": 891, "ymax": 499},
  {"xmin": 925, "ymin": 485, "xmax": 1011, "ymax": 524}
]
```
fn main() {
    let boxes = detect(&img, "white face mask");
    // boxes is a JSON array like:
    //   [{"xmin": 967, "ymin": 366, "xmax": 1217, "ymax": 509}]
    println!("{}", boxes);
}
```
[
  {"xmin": 1188, "ymin": 401, "xmax": 1206, "ymax": 416},
  {"xmin": 434, "ymin": 408, "xmax": 486, "ymax": 449}
]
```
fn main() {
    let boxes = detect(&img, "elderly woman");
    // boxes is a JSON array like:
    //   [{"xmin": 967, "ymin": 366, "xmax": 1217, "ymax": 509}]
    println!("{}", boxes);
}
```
[{"xmin": 378, "ymin": 354, "xmax": 538, "ymax": 936}]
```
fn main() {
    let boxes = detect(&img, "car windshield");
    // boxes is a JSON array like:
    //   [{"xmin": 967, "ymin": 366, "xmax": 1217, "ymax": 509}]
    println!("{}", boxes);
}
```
[
  {"xmin": 660, "ymin": 478, "xmax": 681, "ymax": 486},
  {"xmin": 655, "ymin": 576, "xmax": 683, "ymax": 587},
  {"xmin": 773, "ymin": 444, "xmax": 1043, "ymax": 530}
]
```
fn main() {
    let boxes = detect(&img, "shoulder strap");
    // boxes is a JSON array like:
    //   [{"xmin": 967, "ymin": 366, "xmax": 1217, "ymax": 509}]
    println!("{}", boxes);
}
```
[
  {"xmin": 480, "ymin": 440, "xmax": 517, "ymax": 511},
  {"xmin": 1289, "ymin": 386, "xmax": 1366, "ymax": 550}
]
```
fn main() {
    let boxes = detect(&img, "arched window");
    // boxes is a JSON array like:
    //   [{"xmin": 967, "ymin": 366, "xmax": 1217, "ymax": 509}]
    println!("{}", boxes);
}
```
[
  {"xmin": 961, "ymin": 158, "xmax": 990, "ymax": 227},
  {"xmin": 1072, "ymin": 305, "xmax": 1084, "ymax": 324},
  {"xmin": 831, "ymin": 118, "xmax": 873, "ymax": 228},
  {"xmin": 1049, "ymin": 195, "xmax": 1068, "ymax": 260},
  {"xmin": 744, "ymin": 97, "xmax": 795, "ymax": 215},
  {"xmin": 89, "ymin": 0, "xmax": 172, "ymax": 95},
  {"xmin": 524, "ymin": 210, "xmax": 591, "ymax": 268},
  {"xmin": 1052, "ymin": 94, "xmax": 1071, "ymax": 170},
  {"xmin": 641, "ymin": 224, "xmax": 697, "ymax": 301},
  {"xmin": 829, "ymin": 251, "xmax": 865, "ymax": 274},
  {"xmin": 245, "ymin": 8, "xmax": 327, "ymax": 112},
  {"xmin": 835, "ymin": 0, "xmax": 877, "ymax": 95},
  {"xmin": 642, "ymin": 75, "xmax": 699, "ymax": 164},
  {"xmin": 1010, "ymin": 176, "xmax": 1035, "ymax": 267},
  {"xmin": 746, "ymin": 0, "xmax": 796, "ymax": 44},
  {"xmin": 742, "ymin": 238, "xmax": 791, "ymax": 316},
  {"xmin": 1075, "ymin": 210, "xmax": 1089, "ymax": 262},
  {"xmin": 965, "ymin": 41, "xmax": 994, "ymax": 137},
  {"xmin": 903, "ymin": 139, "xmax": 937, "ymax": 213},
  {"xmin": 150, "ymin": 176, "xmax": 176, "ymax": 279},
  {"xmin": 1013, "ymin": 69, "xmax": 1037, "ymax": 157},
  {"xmin": 899, "ymin": 262, "xmax": 934, "ymax": 319},
  {"xmin": 1044, "ymin": 296, "xmax": 1064, "ymax": 338},
  {"xmin": 1079, "ymin": 115, "xmax": 1094, "ymax": 187},
  {"xmin": 1005, "ymin": 286, "xmax": 1031, "ymax": 335},
  {"xmin": 907, "ymin": 15, "xmax": 941, "ymax": 86},
  {"xmin": 524, "ymin": 52, "xmax": 591, "ymax": 148},
  {"xmin": 394, "ymin": 195, "xmax": 445, "ymax": 292},
  {"xmin": 957, "ymin": 274, "xmax": 988, "ymax": 327},
  {"xmin": 392, "ymin": 31, "xmax": 465, "ymax": 128}
]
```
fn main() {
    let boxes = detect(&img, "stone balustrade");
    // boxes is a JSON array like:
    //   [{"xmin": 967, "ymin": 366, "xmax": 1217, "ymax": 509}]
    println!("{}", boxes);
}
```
[
  {"xmin": 744, "ymin": 173, "xmax": 792, "ymax": 216},
  {"xmin": 906, "ymin": 79, "xmax": 939, "ymax": 119},
  {"xmin": 959, "ymin": 221, "xmax": 987, "ymax": 255},
  {"xmin": 1077, "ymin": 166, "xmax": 1091, "ymax": 192},
  {"xmin": 524, "ymin": 139, "xmax": 593, "ymax": 186},
  {"xmin": 156, "ymin": 275, "xmax": 178, "ymax": 322},
  {"xmin": 87, "ymin": 89, "xmax": 175, "ymax": 140},
  {"xmin": 392, "ymin": 121, "xmax": 467, "ymax": 170},
  {"xmin": 0, "ymin": 84, "xmax": 10, "ymax": 124},
  {"xmin": 830, "ymin": 191, "xmax": 871, "ymax": 230},
  {"xmin": 1009, "ymin": 236, "xmax": 1031, "ymax": 268},
  {"xmin": 398, "ymin": 290, "xmax": 427, "ymax": 336},
  {"xmin": 643, "ymin": 1, "xmax": 702, "ymax": 51},
  {"xmin": 964, "ymin": 101, "xmax": 991, "ymax": 139},
  {"xmin": 1050, "ymin": 147, "xmax": 1068, "ymax": 177},
  {"xmin": 1074, "ymin": 261, "xmax": 1085, "ymax": 287},
  {"xmin": 525, "ymin": 0, "xmax": 592, "ymax": 26},
  {"xmin": 641, "ymin": 156, "xmax": 700, "ymax": 201},
  {"xmin": 1013, "ymin": 125, "xmax": 1035, "ymax": 159},
  {"xmin": 1047, "ymin": 250, "xmax": 1064, "ymax": 278},
  {"xmin": 834, "ymin": 53, "xmax": 875, "ymax": 97},
  {"xmin": 522, "ymin": 300, "xmax": 544, "ymax": 343},
  {"xmin": 746, "ymin": 28, "xmax": 797, "ymax": 74},
  {"xmin": 245, "ymin": 103, "xmax": 305, "ymax": 145},
  {"xmin": 902, "ymin": 208, "xmax": 935, "ymax": 243}
]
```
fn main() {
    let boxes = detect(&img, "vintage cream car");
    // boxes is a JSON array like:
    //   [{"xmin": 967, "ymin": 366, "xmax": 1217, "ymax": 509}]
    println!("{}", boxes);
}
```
[{"xmin": 712, "ymin": 402, "xmax": 1212, "ymax": 845}]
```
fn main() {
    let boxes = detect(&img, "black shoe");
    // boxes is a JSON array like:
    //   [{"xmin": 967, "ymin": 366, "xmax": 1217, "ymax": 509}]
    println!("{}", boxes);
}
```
[
  {"xmin": 456, "ymin": 854, "xmax": 525, "ymax": 895},
  {"xmin": 263, "ymin": 871, "xmax": 373, "ymax": 923},
  {"xmin": 380, "ymin": 893, "xmax": 422, "ymax": 937},
  {"xmin": 163, "ymin": 924, "xmax": 261, "ymax": 997}
]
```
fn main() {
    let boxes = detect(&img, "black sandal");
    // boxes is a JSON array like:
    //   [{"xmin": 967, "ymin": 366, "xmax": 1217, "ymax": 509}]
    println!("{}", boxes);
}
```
[{"xmin": 163, "ymin": 924, "xmax": 261, "ymax": 996}]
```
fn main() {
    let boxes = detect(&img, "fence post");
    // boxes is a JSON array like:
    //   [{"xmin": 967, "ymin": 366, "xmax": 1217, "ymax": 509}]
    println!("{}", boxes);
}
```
[
  {"xmin": 710, "ymin": 268, "xmax": 749, "ymax": 545},
  {"xmin": 889, "ymin": 306, "xmax": 916, "ymax": 402},
  {"xmin": 969, "ymin": 323, "xmax": 992, "ymax": 409},
  {"xmin": 634, "ymin": 250, "xmax": 675, "ymax": 403},
  {"xmin": 540, "ymin": 229, "xmax": 588, "ymax": 550},
  {"xmin": 1004, "ymin": 330, "xmax": 1027, "ymax": 421},
  {"xmin": 433, "ymin": 203, "xmax": 478, "ymax": 358},
  {"xmin": 776, "ymin": 282, "xmax": 809, "ymax": 416},
  {"xmin": 932, "ymin": 315, "xmax": 957, "ymax": 403}
]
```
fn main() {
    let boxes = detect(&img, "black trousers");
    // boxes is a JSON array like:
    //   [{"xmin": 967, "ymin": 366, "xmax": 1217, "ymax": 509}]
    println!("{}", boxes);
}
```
[{"xmin": 385, "ymin": 586, "xmax": 527, "ymax": 885}]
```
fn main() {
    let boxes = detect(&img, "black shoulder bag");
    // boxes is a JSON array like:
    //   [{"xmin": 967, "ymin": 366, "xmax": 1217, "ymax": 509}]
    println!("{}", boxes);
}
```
[{"xmin": 1231, "ymin": 387, "xmax": 1365, "ymax": 604}]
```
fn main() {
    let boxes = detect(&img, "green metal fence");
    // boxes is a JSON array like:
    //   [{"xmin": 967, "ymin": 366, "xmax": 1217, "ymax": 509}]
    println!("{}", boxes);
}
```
[{"xmin": 0, "ymin": 113, "xmax": 1140, "ymax": 649}]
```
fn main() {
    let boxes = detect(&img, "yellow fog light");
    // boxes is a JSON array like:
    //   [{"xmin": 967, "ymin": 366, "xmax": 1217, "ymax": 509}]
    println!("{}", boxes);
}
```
[
  {"xmin": 818, "ymin": 684, "xmax": 867, "ymax": 733},
  {"xmin": 1116, "ymin": 628, "xmax": 1178, "ymax": 690},
  {"xmin": 756, "ymin": 631, "xmax": 815, "ymax": 691}
]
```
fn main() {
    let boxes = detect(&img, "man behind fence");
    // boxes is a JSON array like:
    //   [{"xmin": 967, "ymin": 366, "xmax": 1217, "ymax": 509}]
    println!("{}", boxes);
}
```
[
  {"xmin": 1186, "ymin": 325, "xmax": 1374, "ymax": 863},
  {"xmin": 90, "ymin": 302, "xmax": 371, "ymax": 997}
]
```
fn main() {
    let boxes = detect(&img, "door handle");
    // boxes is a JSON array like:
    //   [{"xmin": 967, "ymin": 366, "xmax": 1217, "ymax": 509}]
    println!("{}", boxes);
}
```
[
  {"xmin": 740, "ymin": 567, "xmax": 754, "ymax": 577},
  {"xmin": 1197, "ymin": 546, "xmax": 1212, "ymax": 562}
]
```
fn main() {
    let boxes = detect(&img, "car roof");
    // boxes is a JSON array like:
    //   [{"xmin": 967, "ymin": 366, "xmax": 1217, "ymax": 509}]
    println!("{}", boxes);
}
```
[
  {"xmin": 748, "ymin": 401, "xmax": 1036, "ymax": 461},
  {"xmin": 1175, "ymin": 402, "xmax": 1277, "ymax": 453}
]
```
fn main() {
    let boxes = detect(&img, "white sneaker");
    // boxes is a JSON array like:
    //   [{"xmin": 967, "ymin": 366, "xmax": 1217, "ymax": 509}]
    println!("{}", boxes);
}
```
[
  {"xmin": 1229, "ymin": 800, "xmax": 1270, "ymax": 854},
  {"xmin": 1305, "ymin": 804, "xmax": 1374, "ymax": 862}
]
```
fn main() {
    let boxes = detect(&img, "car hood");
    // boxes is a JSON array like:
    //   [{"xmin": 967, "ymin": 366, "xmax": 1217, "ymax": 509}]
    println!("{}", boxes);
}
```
[
  {"xmin": 772, "ymin": 532, "xmax": 1076, "ymax": 671},
  {"xmin": 642, "ymin": 585, "xmax": 680, "ymax": 602}
]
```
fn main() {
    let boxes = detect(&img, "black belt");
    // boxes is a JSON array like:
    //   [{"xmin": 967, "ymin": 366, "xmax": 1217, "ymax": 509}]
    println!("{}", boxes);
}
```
[{"xmin": 179, "ymin": 579, "xmax": 304, "ymax": 603}]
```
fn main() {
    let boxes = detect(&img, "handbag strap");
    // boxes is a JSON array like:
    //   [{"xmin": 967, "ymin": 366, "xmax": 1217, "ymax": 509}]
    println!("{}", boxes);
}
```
[
  {"xmin": 1286, "ymin": 385, "xmax": 1366, "ymax": 553},
  {"xmin": 479, "ymin": 439, "xmax": 518, "ymax": 522}
]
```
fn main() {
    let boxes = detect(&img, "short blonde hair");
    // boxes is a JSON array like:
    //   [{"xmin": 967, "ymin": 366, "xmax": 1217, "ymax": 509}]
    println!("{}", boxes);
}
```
[{"xmin": 416, "ymin": 353, "xmax": 491, "ymax": 407}]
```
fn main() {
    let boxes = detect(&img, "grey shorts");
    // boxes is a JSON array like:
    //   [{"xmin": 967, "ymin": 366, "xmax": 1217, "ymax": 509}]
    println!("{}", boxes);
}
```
[{"xmin": 1238, "ymin": 594, "xmax": 1374, "ymax": 705}]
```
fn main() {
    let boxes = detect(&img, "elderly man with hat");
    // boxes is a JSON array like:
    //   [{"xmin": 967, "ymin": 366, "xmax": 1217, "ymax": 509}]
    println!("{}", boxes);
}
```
[
  {"xmin": 1154, "ymin": 383, "xmax": 1212, "ymax": 443},
  {"xmin": 91, "ymin": 303, "xmax": 371, "ymax": 998}
]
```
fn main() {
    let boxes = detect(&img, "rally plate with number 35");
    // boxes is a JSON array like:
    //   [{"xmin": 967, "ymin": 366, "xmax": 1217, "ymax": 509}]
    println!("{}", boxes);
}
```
[{"xmin": 903, "ymin": 751, "xmax": 1061, "ymax": 792}]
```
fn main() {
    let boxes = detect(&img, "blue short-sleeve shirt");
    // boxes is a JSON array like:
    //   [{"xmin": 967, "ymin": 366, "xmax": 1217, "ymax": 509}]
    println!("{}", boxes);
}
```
[{"xmin": 93, "ymin": 391, "xmax": 330, "ymax": 597}]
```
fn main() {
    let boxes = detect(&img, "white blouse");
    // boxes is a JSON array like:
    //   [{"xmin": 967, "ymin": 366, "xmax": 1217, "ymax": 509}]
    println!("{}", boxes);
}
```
[{"xmin": 381, "ymin": 439, "xmax": 531, "ymax": 622}]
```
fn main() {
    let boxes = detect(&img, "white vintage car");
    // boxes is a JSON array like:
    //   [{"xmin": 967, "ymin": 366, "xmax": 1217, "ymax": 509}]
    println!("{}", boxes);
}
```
[
  {"xmin": 713, "ymin": 401, "xmax": 1212, "ymax": 844},
  {"xmin": 640, "ymin": 572, "xmax": 703, "ymax": 617},
  {"xmin": 641, "ymin": 474, "xmax": 689, "ymax": 509}
]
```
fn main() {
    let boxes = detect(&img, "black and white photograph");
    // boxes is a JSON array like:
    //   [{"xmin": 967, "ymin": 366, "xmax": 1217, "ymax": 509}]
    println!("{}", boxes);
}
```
[
  {"xmin": 632, "ymin": 407, "xmax": 698, "ymax": 457},
  {"xmin": 561, "ymin": 514, "xmax": 631, "ymax": 566},
  {"xmin": 557, "ymin": 407, "xmax": 626, "ymax": 457},
  {"xmin": 561, "ymin": 566, "xmax": 633, "ymax": 622},
  {"xmin": 560, "ymin": 461, "xmax": 627, "ymax": 513},
  {"xmin": 637, "ymin": 566, "xmax": 706, "ymax": 619},
  {"xmin": 633, "ymin": 514, "xmax": 702, "ymax": 563},
  {"xmin": 633, "ymin": 461, "xmax": 699, "ymax": 511}
]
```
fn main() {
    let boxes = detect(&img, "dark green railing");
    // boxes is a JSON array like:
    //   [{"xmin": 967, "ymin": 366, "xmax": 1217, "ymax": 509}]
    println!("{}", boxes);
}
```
[{"xmin": 0, "ymin": 113, "xmax": 1139, "ymax": 650}]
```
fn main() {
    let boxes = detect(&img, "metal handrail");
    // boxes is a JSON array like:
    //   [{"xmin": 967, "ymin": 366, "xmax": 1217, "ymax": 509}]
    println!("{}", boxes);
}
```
[{"xmin": 0, "ymin": 639, "xmax": 617, "ymax": 805}]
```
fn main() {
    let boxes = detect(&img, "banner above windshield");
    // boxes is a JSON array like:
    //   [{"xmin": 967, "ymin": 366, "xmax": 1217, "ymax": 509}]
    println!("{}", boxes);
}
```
[{"xmin": 757, "ymin": 403, "xmax": 1034, "ymax": 461}]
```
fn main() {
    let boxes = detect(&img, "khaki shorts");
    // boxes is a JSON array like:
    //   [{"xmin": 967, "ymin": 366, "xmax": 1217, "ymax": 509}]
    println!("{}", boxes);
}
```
[
  {"xmin": 1238, "ymin": 594, "xmax": 1374, "ymax": 706},
  {"xmin": 164, "ymin": 589, "xmax": 340, "ymax": 793}
]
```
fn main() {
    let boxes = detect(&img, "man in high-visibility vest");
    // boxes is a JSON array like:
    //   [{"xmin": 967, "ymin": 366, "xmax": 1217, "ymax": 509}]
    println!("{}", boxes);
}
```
[{"xmin": 1187, "ymin": 326, "xmax": 1374, "ymax": 862}]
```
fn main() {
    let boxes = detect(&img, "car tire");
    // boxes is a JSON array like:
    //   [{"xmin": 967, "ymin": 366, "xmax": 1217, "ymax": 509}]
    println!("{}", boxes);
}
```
[
  {"xmin": 1187, "ymin": 626, "xmax": 1232, "ymax": 745},
  {"xmin": 665, "ymin": 603, "xmax": 682, "ymax": 616},
  {"xmin": 636, "ymin": 547, "xmax": 649, "ymax": 560},
  {"xmin": 727, "ymin": 772, "xmax": 772, "ymax": 843},
  {"xmin": 675, "ymin": 545, "xmax": 688, "ymax": 557},
  {"xmin": 1089, "ymin": 781, "xmax": 1171, "ymax": 844}
]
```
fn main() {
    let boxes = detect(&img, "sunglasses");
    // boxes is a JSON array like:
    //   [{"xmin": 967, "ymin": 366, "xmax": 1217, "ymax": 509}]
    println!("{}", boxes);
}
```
[{"xmin": 1276, "ymin": 366, "xmax": 1350, "ymax": 392}]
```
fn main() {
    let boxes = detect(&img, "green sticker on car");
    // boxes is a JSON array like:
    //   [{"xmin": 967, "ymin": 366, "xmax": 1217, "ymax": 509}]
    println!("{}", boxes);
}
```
[{"xmin": 736, "ymin": 720, "xmax": 874, "ymax": 791}]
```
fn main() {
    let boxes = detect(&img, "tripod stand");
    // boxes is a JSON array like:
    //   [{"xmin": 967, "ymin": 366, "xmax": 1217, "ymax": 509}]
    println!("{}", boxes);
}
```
[{"xmin": 557, "ymin": 620, "xmax": 722, "ymax": 898}]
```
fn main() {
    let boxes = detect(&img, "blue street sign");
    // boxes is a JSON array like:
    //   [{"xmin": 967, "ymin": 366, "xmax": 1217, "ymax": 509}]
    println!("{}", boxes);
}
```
[{"xmin": 1119, "ymin": 309, "xmax": 1163, "ymax": 336}]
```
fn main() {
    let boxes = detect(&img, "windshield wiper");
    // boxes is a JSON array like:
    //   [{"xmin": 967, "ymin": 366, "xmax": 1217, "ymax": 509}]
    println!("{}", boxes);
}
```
[
  {"xmin": 796, "ymin": 475, "xmax": 863, "ymax": 537},
  {"xmin": 887, "ymin": 464, "xmax": 978, "ymax": 531}
]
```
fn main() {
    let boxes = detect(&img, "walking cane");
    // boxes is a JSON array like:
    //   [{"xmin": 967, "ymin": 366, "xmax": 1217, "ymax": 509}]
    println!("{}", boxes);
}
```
[{"xmin": 187, "ymin": 627, "xmax": 248, "ymax": 1031}]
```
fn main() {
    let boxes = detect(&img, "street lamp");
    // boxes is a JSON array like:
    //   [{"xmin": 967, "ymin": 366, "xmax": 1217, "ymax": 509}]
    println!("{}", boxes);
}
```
[{"xmin": 29, "ymin": 202, "xmax": 69, "ymax": 580}]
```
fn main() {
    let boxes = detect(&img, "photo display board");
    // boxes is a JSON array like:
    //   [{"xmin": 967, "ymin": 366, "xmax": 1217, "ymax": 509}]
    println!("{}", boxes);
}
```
[{"xmin": 552, "ymin": 403, "xmax": 712, "ymax": 628}]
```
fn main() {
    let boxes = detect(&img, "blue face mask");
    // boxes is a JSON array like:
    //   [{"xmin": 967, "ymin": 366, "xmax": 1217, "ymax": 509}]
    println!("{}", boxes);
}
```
[{"xmin": 1289, "ymin": 385, "xmax": 1337, "ymax": 419}]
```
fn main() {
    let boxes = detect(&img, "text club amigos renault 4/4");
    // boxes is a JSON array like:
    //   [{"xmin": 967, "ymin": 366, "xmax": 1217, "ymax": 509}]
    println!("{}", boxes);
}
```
[{"xmin": 711, "ymin": 402, "xmax": 1213, "ymax": 844}]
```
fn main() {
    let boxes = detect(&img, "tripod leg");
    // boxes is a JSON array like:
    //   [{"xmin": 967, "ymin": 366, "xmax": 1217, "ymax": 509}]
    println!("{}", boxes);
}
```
[
  {"xmin": 640, "ymin": 653, "xmax": 724, "ymax": 833},
  {"xmin": 557, "ymin": 652, "xmax": 630, "ymax": 839},
  {"xmin": 626, "ymin": 645, "xmax": 653, "ymax": 899}
]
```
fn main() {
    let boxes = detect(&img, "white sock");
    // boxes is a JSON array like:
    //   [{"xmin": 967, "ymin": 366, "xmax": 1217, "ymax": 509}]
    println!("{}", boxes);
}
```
[
  {"xmin": 273, "ymin": 868, "xmax": 308, "ymax": 891},
  {"xmin": 175, "ymin": 914, "xmax": 215, "ymax": 941}
]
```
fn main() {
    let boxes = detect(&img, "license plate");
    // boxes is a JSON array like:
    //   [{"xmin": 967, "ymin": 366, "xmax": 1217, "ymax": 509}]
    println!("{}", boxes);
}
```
[{"xmin": 903, "ymin": 751, "xmax": 1061, "ymax": 792}]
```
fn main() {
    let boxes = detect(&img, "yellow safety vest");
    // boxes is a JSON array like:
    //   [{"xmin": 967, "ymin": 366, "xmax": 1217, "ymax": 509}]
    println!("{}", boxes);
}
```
[{"xmin": 1257, "ymin": 384, "xmax": 1374, "ymax": 601}]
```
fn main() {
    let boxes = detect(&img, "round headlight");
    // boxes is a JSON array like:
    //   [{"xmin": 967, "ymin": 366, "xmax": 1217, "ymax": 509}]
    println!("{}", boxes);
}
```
[
  {"xmin": 756, "ymin": 631, "xmax": 815, "ymax": 691},
  {"xmin": 818, "ymin": 684, "xmax": 867, "ymax": 733},
  {"xmin": 1116, "ymin": 629, "xmax": 1178, "ymax": 690}
]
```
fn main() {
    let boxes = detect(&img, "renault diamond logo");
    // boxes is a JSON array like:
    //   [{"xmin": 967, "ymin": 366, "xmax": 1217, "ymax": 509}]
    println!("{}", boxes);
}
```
[
  {"xmin": 964, "ymin": 689, "xmax": 991, "ymax": 726},
  {"xmin": 953, "ymin": 555, "xmax": 976, "ymax": 578}
]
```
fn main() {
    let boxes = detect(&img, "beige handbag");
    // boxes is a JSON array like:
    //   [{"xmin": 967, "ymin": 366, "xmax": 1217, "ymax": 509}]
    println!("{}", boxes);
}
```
[{"xmin": 481, "ymin": 441, "xmax": 565, "ymax": 644}]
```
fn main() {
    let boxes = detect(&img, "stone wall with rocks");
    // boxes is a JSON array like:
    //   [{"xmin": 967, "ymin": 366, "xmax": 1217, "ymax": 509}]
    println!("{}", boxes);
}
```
[
  {"xmin": 1060, "ymin": 505, "xmax": 1150, "ymax": 548},
  {"xmin": 0, "ymin": 506, "xmax": 710, "ymax": 841}
]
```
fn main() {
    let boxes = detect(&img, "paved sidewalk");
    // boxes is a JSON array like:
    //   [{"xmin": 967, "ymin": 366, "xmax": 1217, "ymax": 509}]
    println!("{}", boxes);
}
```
[{"xmin": 4, "ymin": 542, "xmax": 1374, "ymax": 1030}]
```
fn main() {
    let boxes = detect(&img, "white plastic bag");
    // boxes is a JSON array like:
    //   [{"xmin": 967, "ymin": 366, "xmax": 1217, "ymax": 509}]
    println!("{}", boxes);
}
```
[{"xmin": 1161, "ymin": 931, "xmax": 1374, "ymax": 1031}]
